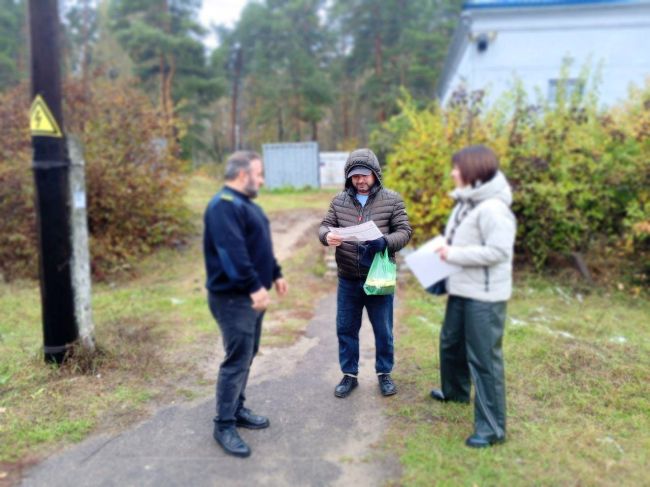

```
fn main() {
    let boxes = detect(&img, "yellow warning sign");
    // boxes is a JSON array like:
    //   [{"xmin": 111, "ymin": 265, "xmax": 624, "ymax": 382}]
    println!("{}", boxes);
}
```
[{"xmin": 30, "ymin": 95, "xmax": 63, "ymax": 137}]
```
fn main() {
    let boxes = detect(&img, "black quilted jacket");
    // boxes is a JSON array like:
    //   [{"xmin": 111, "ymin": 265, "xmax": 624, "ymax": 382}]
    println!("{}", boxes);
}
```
[{"xmin": 318, "ymin": 148, "xmax": 412, "ymax": 281}]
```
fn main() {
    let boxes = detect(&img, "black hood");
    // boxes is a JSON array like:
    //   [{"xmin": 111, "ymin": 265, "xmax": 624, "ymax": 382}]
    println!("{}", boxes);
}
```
[{"xmin": 344, "ymin": 148, "xmax": 383, "ymax": 191}]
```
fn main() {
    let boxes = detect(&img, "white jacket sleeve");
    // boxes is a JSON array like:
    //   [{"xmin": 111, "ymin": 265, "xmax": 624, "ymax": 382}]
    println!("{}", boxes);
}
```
[{"xmin": 446, "ymin": 202, "xmax": 516, "ymax": 267}]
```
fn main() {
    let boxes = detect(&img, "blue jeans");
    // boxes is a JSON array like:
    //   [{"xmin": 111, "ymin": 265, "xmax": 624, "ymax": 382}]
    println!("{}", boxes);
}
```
[
  {"xmin": 208, "ymin": 292, "xmax": 264, "ymax": 429},
  {"xmin": 336, "ymin": 277, "xmax": 394, "ymax": 375}
]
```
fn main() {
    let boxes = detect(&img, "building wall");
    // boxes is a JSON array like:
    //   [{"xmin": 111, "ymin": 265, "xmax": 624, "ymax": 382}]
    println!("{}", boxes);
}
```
[
  {"xmin": 319, "ymin": 152, "xmax": 349, "ymax": 188},
  {"xmin": 262, "ymin": 142, "xmax": 320, "ymax": 189},
  {"xmin": 441, "ymin": 2, "xmax": 650, "ymax": 106}
]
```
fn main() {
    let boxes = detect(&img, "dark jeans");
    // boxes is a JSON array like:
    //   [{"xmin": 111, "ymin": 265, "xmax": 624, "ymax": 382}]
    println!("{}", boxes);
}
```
[
  {"xmin": 336, "ymin": 277, "xmax": 394, "ymax": 375},
  {"xmin": 208, "ymin": 292, "xmax": 264, "ymax": 429},
  {"xmin": 440, "ymin": 295, "xmax": 507, "ymax": 439}
]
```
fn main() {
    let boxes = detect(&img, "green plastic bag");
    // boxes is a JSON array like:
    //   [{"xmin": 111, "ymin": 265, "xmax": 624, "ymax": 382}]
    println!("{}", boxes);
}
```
[{"xmin": 363, "ymin": 249, "xmax": 396, "ymax": 295}]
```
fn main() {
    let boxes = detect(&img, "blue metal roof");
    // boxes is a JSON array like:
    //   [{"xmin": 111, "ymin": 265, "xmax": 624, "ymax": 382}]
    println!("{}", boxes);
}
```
[{"xmin": 464, "ymin": 0, "xmax": 631, "ymax": 9}]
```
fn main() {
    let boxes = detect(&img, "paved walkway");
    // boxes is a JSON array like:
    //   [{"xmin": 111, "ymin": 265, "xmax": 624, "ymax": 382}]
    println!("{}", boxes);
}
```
[{"xmin": 21, "ymin": 294, "xmax": 401, "ymax": 487}]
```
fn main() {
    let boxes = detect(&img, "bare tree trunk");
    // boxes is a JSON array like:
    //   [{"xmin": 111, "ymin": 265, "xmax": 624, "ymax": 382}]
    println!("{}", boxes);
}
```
[
  {"xmin": 294, "ymin": 96, "xmax": 302, "ymax": 140},
  {"xmin": 81, "ymin": 0, "xmax": 90, "ymax": 87},
  {"xmin": 230, "ymin": 81, "xmax": 238, "ymax": 150},
  {"xmin": 230, "ymin": 48, "xmax": 242, "ymax": 151},
  {"xmin": 165, "ymin": 54, "xmax": 176, "ymax": 120},
  {"xmin": 17, "ymin": 15, "xmax": 27, "ymax": 76},
  {"xmin": 165, "ymin": 54, "xmax": 178, "ymax": 151},
  {"xmin": 159, "ymin": 53, "xmax": 167, "ymax": 121},
  {"xmin": 342, "ymin": 84, "xmax": 350, "ymax": 141},
  {"xmin": 160, "ymin": 0, "xmax": 176, "ymax": 149},
  {"xmin": 277, "ymin": 108, "xmax": 284, "ymax": 141},
  {"xmin": 374, "ymin": 29, "xmax": 385, "ymax": 122},
  {"xmin": 572, "ymin": 252, "xmax": 595, "ymax": 285}
]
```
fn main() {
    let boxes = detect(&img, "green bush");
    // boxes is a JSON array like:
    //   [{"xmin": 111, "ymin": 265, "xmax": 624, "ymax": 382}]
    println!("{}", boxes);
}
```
[
  {"xmin": 383, "ymin": 90, "xmax": 499, "ymax": 246},
  {"xmin": 0, "ymin": 87, "xmax": 37, "ymax": 281},
  {"xmin": 612, "ymin": 83, "xmax": 650, "ymax": 278},
  {"xmin": 0, "ymin": 78, "xmax": 191, "ymax": 281},
  {"xmin": 383, "ymin": 75, "xmax": 650, "ymax": 275}
]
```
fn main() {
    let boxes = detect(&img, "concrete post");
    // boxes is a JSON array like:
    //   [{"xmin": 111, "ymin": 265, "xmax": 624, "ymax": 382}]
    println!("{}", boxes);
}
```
[{"xmin": 68, "ymin": 136, "xmax": 95, "ymax": 351}]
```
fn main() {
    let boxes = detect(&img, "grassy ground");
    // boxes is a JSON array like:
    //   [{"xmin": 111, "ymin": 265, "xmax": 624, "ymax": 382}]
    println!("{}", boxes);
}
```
[
  {"xmin": 5, "ymin": 172, "xmax": 645, "ymax": 485},
  {"xmin": 257, "ymin": 187, "xmax": 341, "ymax": 214},
  {"xmin": 389, "ymin": 274, "xmax": 650, "ymax": 486},
  {"xmin": 0, "ymin": 174, "xmax": 334, "ymax": 478}
]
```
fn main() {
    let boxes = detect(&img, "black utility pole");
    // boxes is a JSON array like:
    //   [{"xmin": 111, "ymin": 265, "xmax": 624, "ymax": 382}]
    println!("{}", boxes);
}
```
[{"xmin": 29, "ymin": 0, "xmax": 78, "ymax": 364}]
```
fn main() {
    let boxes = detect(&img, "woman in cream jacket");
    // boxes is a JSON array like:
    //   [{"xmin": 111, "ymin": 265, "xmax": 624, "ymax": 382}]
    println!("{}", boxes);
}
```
[{"xmin": 431, "ymin": 145, "xmax": 516, "ymax": 448}]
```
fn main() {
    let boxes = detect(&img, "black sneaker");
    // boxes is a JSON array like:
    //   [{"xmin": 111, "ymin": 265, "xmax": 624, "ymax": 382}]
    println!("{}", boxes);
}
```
[
  {"xmin": 236, "ymin": 407, "xmax": 270, "ymax": 430},
  {"xmin": 378, "ymin": 373, "xmax": 397, "ymax": 396},
  {"xmin": 213, "ymin": 425, "xmax": 251, "ymax": 458},
  {"xmin": 334, "ymin": 375, "xmax": 358, "ymax": 398}
]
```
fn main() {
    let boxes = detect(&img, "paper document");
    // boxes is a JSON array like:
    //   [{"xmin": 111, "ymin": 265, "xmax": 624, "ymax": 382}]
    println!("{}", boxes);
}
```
[
  {"xmin": 328, "ymin": 221, "xmax": 383, "ymax": 241},
  {"xmin": 405, "ymin": 235, "xmax": 462, "ymax": 288}
]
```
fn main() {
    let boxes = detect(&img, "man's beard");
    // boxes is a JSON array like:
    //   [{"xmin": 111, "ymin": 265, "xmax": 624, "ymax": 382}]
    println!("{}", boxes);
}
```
[
  {"xmin": 354, "ymin": 182, "xmax": 370, "ymax": 194},
  {"xmin": 244, "ymin": 174, "xmax": 258, "ymax": 198}
]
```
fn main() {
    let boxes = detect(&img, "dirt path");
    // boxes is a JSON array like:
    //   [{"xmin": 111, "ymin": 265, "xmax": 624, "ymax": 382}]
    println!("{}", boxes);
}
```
[
  {"xmin": 20, "ymin": 211, "xmax": 401, "ymax": 487},
  {"xmin": 270, "ymin": 209, "xmax": 322, "ymax": 262}
]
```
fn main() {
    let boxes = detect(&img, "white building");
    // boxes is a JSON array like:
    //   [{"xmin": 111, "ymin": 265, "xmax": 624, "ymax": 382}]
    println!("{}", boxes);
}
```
[
  {"xmin": 437, "ymin": 0, "xmax": 650, "ymax": 107},
  {"xmin": 319, "ymin": 152, "xmax": 349, "ymax": 188}
]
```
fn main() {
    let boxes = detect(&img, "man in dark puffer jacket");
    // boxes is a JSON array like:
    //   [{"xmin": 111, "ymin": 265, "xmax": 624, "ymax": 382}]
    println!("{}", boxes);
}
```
[{"xmin": 319, "ymin": 148, "xmax": 412, "ymax": 398}]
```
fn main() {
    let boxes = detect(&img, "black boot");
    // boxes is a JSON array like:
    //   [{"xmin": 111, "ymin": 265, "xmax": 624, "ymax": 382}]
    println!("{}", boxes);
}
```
[
  {"xmin": 465, "ymin": 433, "xmax": 505, "ymax": 448},
  {"xmin": 213, "ymin": 424, "xmax": 251, "ymax": 458},
  {"xmin": 378, "ymin": 374, "xmax": 397, "ymax": 396},
  {"xmin": 430, "ymin": 389, "xmax": 446, "ymax": 402},
  {"xmin": 430, "ymin": 388, "xmax": 469, "ymax": 404},
  {"xmin": 334, "ymin": 375, "xmax": 358, "ymax": 398},
  {"xmin": 236, "ymin": 407, "xmax": 270, "ymax": 429}
]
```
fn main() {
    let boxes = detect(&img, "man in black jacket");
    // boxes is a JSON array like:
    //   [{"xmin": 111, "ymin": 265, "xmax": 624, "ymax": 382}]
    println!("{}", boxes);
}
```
[
  {"xmin": 319, "ymin": 148, "xmax": 412, "ymax": 398},
  {"xmin": 204, "ymin": 151, "xmax": 288, "ymax": 458}
]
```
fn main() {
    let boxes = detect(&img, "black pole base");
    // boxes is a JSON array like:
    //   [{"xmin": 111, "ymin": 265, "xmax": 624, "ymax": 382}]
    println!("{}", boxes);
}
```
[{"xmin": 44, "ymin": 344, "xmax": 69, "ymax": 365}]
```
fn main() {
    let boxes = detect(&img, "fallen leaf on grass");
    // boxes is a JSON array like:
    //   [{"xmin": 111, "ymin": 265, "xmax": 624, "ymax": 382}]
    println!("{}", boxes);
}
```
[{"xmin": 509, "ymin": 317, "xmax": 528, "ymax": 326}]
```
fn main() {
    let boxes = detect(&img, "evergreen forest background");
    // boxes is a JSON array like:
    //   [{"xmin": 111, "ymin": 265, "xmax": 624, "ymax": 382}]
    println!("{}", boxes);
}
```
[{"xmin": 0, "ymin": 0, "xmax": 462, "ymax": 160}]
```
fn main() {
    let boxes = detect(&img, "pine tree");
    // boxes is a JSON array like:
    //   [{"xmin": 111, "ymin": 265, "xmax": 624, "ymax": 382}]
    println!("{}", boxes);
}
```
[
  {"xmin": 109, "ymin": 0, "xmax": 223, "ymax": 151},
  {"xmin": 329, "ymin": 0, "xmax": 461, "ymax": 132},
  {"xmin": 0, "ymin": 0, "xmax": 27, "ymax": 89},
  {"xmin": 215, "ymin": 0, "xmax": 333, "ymax": 147}
]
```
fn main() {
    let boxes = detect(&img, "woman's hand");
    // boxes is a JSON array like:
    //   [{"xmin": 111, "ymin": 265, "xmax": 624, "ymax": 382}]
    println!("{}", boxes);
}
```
[{"xmin": 435, "ymin": 244, "xmax": 450, "ymax": 261}]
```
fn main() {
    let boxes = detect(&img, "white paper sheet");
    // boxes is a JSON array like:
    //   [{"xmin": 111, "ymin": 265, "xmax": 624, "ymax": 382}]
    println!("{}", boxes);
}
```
[
  {"xmin": 405, "ymin": 236, "xmax": 462, "ymax": 288},
  {"xmin": 328, "ymin": 221, "xmax": 383, "ymax": 241}
]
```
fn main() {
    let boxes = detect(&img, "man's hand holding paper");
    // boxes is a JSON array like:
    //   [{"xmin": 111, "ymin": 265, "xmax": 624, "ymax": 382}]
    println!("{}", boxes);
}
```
[
  {"xmin": 327, "ymin": 221, "xmax": 383, "ymax": 242},
  {"xmin": 326, "ymin": 232, "xmax": 344, "ymax": 246}
]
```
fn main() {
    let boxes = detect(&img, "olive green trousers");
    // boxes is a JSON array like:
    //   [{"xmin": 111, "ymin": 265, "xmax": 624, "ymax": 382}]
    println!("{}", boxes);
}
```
[{"xmin": 440, "ymin": 295, "xmax": 507, "ymax": 439}]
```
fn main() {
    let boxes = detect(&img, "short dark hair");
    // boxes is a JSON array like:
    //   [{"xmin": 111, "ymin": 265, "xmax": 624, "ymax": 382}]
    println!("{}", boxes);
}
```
[
  {"xmin": 224, "ymin": 151, "xmax": 261, "ymax": 181},
  {"xmin": 452, "ymin": 145, "xmax": 499, "ymax": 187}
]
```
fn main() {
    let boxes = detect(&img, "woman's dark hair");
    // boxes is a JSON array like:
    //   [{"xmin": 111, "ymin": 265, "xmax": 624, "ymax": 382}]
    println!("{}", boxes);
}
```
[{"xmin": 452, "ymin": 145, "xmax": 499, "ymax": 187}]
